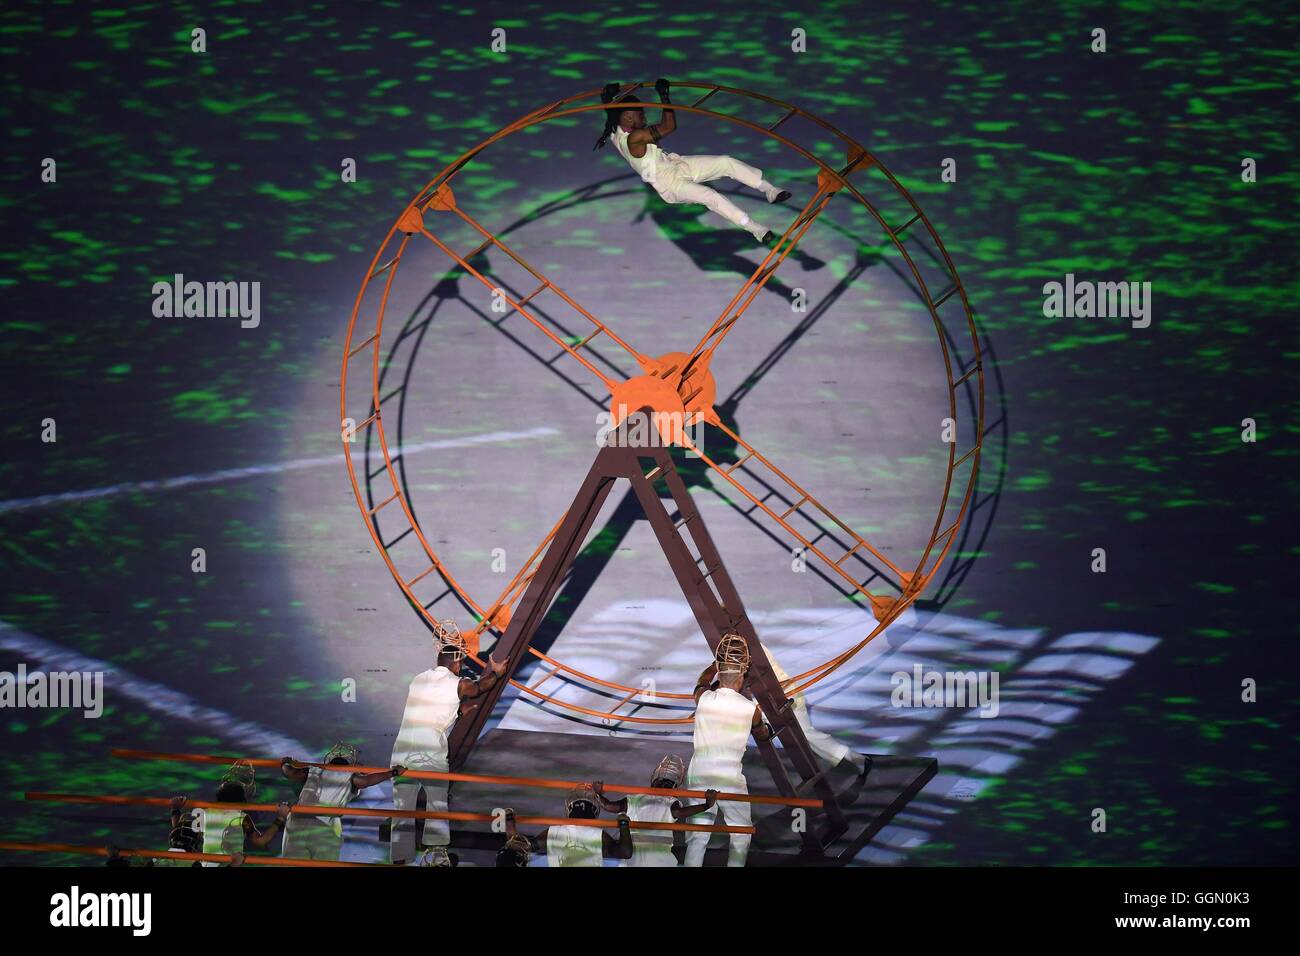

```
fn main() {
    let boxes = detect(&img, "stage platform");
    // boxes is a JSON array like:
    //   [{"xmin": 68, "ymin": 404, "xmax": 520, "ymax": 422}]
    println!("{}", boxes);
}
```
[{"xmin": 434, "ymin": 729, "xmax": 936, "ymax": 866}]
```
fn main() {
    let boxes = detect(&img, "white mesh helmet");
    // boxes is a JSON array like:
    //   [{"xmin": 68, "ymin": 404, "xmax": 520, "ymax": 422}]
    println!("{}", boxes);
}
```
[
  {"xmin": 220, "ymin": 760, "xmax": 257, "ymax": 800},
  {"xmin": 323, "ymin": 742, "xmax": 359, "ymax": 766},
  {"xmin": 565, "ymin": 782, "xmax": 598, "ymax": 815},
  {"xmin": 404, "ymin": 751, "xmax": 440, "ymax": 771},
  {"xmin": 715, "ymin": 633, "xmax": 751, "ymax": 676},
  {"xmin": 436, "ymin": 620, "xmax": 467, "ymax": 661},
  {"xmin": 169, "ymin": 822, "xmax": 201, "ymax": 853},
  {"xmin": 651, "ymin": 754, "xmax": 686, "ymax": 788}
]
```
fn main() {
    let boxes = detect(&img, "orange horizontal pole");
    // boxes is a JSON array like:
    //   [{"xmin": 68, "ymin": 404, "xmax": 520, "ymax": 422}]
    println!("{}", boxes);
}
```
[
  {"xmin": 28, "ymin": 791, "xmax": 755, "ymax": 835},
  {"xmin": 111, "ymin": 749, "xmax": 824, "ymax": 809},
  {"xmin": 121, "ymin": 749, "xmax": 788, "ymax": 807},
  {"xmin": 0, "ymin": 839, "xmax": 376, "ymax": 867}
]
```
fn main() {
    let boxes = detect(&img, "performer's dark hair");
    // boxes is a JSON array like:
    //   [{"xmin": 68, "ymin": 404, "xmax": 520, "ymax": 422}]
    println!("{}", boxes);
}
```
[
  {"xmin": 593, "ymin": 88, "xmax": 644, "ymax": 151},
  {"xmin": 216, "ymin": 781, "xmax": 245, "ymax": 803},
  {"xmin": 568, "ymin": 799, "xmax": 599, "ymax": 819},
  {"xmin": 495, "ymin": 847, "xmax": 527, "ymax": 867}
]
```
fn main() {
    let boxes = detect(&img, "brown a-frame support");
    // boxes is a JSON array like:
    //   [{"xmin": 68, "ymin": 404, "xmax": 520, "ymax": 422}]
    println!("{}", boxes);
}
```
[{"xmin": 447, "ymin": 413, "xmax": 849, "ymax": 853}]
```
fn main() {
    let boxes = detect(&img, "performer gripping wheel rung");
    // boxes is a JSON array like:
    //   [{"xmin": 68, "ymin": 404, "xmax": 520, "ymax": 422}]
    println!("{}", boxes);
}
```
[
  {"xmin": 595, "ymin": 79, "xmax": 792, "ymax": 245},
  {"xmin": 685, "ymin": 633, "xmax": 772, "ymax": 868}
]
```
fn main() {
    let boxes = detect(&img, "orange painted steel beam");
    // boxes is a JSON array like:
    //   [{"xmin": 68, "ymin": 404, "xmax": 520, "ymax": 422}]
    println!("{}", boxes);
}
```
[
  {"xmin": 28, "ymin": 791, "xmax": 755, "ymax": 835},
  {"xmin": 0, "ymin": 840, "xmax": 376, "ymax": 867},
  {"xmin": 415, "ymin": 222, "xmax": 617, "ymax": 390},
  {"xmin": 697, "ymin": 421, "xmax": 909, "ymax": 582},
  {"xmin": 683, "ymin": 187, "xmax": 835, "ymax": 377},
  {"xmin": 444, "ymin": 203, "xmax": 647, "ymax": 365},
  {"xmin": 108, "ymin": 749, "xmax": 823, "ymax": 810}
]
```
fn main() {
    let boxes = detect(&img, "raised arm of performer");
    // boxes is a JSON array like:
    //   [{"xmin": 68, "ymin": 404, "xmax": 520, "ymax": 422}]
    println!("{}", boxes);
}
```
[
  {"xmin": 279, "ymin": 757, "xmax": 310, "ymax": 786},
  {"xmin": 592, "ymin": 779, "xmax": 628, "ymax": 815},
  {"xmin": 671, "ymin": 789, "xmax": 718, "ymax": 820},
  {"xmin": 694, "ymin": 660, "xmax": 719, "ymax": 702},
  {"xmin": 459, "ymin": 653, "xmax": 508, "ymax": 700},
  {"xmin": 352, "ymin": 764, "xmax": 405, "ymax": 791},
  {"xmin": 244, "ymin": 801, "xmax": 290, "ymax": 849},
  {"xmin": 603, "ymin": 813, "xmax": 634, "ymax": 860},
  {"xmin": 653, "ymin": 76, "xmax": 676, "ymax": 138}
]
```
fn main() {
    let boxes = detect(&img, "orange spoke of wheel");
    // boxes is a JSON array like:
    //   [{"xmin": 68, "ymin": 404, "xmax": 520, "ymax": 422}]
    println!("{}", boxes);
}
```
[
  {"xmin": 411, "ymin": 223, "xmax": 614, "ymax": 390},
  {"xmin": 681, "ymin": 426, "xmax": 907, "ymax": 592},
  {"xmin": 682, "ymin": 187, "xmax": 836, "ymax": 381},
  {"xmin": 110, "ymin": 750, "xmax": 820, "ymax": 808},
  {"xmin": 445, "ymin": 202, "xmax": 648, "ymax": 366}
]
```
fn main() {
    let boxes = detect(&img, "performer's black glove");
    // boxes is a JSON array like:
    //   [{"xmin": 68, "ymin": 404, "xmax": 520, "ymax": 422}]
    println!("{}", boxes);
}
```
[
  {"xmin": 655, "ymin": 77, "xmax": 671, "ymax": 101},
  {"xmin": 601, "ymin": 82, "xmax": 621, "ymax": 104}
]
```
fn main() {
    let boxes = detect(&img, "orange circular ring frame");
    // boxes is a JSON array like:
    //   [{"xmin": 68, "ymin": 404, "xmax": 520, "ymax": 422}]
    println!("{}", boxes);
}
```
[{"xmin": 339, "ymin": 82, "xmax": 984, "ymax": 726}]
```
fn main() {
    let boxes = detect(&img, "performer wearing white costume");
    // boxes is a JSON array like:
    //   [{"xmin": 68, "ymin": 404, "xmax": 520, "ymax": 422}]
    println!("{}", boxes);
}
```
[
  {"xmin": 280, "ymin": 743, "xmax": 403, "ymax": 862},
  {"xmin": 760, "ymin": 643, "xmax": 870, "ymax": 776},
  {"xmin": 595, "ymin": 78, "xmax": 792, "ymax": 244},
  {"xmin": 683, "ymin": 634, "xmax": 771, "ymax": 867},
  {"xmin": 390, "ymin": 620, "xmax": 507, "ymax": 864},
  {"xmin": 195, "ymin": 761, "xmax": 288, "ymax": 867},
  {"xmin": 499, "ymin": 786, "xmax": 633, "ymax": 867},
  {"xmin": 593, "ymin": 754, "xmax": 717, "ymax": 867}
]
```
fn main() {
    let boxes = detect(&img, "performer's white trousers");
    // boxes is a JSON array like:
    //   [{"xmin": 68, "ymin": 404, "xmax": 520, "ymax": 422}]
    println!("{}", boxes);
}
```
[
  {"xmin": 794, "ymin": 699, "xmax": 852, "ymax": 766},
  {"xmin": 391, "ymin": 776, "xmax": 450, "ymax": 861},
  {"xmin": 282, "ymin": 816, "xmax": 343, "ymax": 862},
  {"xmin": 682, "ymin": 776, "xmax": 752, "ymax": 867},
  {"xmin": 655, "ymin": 153, "xmax": 768, "ymax": 238}
]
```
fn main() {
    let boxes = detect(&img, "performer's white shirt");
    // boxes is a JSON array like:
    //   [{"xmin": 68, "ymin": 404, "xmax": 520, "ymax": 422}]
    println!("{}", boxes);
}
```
[
  {"xmin": 291, "ymin": 767, "xmax": 356, "ymax": 834},
  {"xmin": 688, "ymin": 686, "xmax": 755, "ymax": 788},
  {"xmin": 391, "ymin": 666, "xmax": 461, "ymax": 767},
  {"xmin": 623, "ymin": 794, "xmax": 677, "ymax": 867},
  {"xmin": 200, "ymin": 807, "xmax": 245, "ymax": 867},
  {"xmin": 610, "ymin": 125, "xmax": 686, "ymax": 190},
  {"xmin": 546, "ymin": 823, "xmax": 604, "ymax": 867}
]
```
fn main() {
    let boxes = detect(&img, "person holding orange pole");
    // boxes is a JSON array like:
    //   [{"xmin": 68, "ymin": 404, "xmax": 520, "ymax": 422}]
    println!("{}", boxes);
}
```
[
  {"xmin": 593, "ymin": 756, "xmax": 717, "ymax": 867},
  {"xmin": 280, "ymin": 743, "xmax": 404, "ymax": 862},
  {"xmin": 191, "ymin": 760, "xmax": 290, "ymax": 867},
  {"xmin": 499, "ymin": 787, "xmax": 633, "ymax": 867}
]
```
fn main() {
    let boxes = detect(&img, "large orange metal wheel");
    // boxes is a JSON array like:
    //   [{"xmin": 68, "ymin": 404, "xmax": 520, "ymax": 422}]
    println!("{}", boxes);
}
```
[{"xmin": 339, "ymin": 82, "xmax": 984, "ymax": 727}]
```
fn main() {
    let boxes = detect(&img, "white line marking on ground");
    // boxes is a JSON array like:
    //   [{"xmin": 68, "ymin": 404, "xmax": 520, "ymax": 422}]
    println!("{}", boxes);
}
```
[
  {"xmin": 0, "ymin": 427, "xmax": 559, "ymax": 515},
  {"xmin": 0, "ymin": 622, "xmax": 309, "ymax": 755}
]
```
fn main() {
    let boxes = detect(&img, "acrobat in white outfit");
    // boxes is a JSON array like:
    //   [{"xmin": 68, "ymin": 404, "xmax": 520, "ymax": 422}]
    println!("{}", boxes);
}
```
[
  {"xmin": 761, "ymin": 642, "xmax": 870, "ymax": 776},
  {"xmin": 682, "ymin": 633, "xmax": 772, "ymax": 867},
  {"xmin": 596, "ymin": 79, "xmax": 791, "ymax": 244}
]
